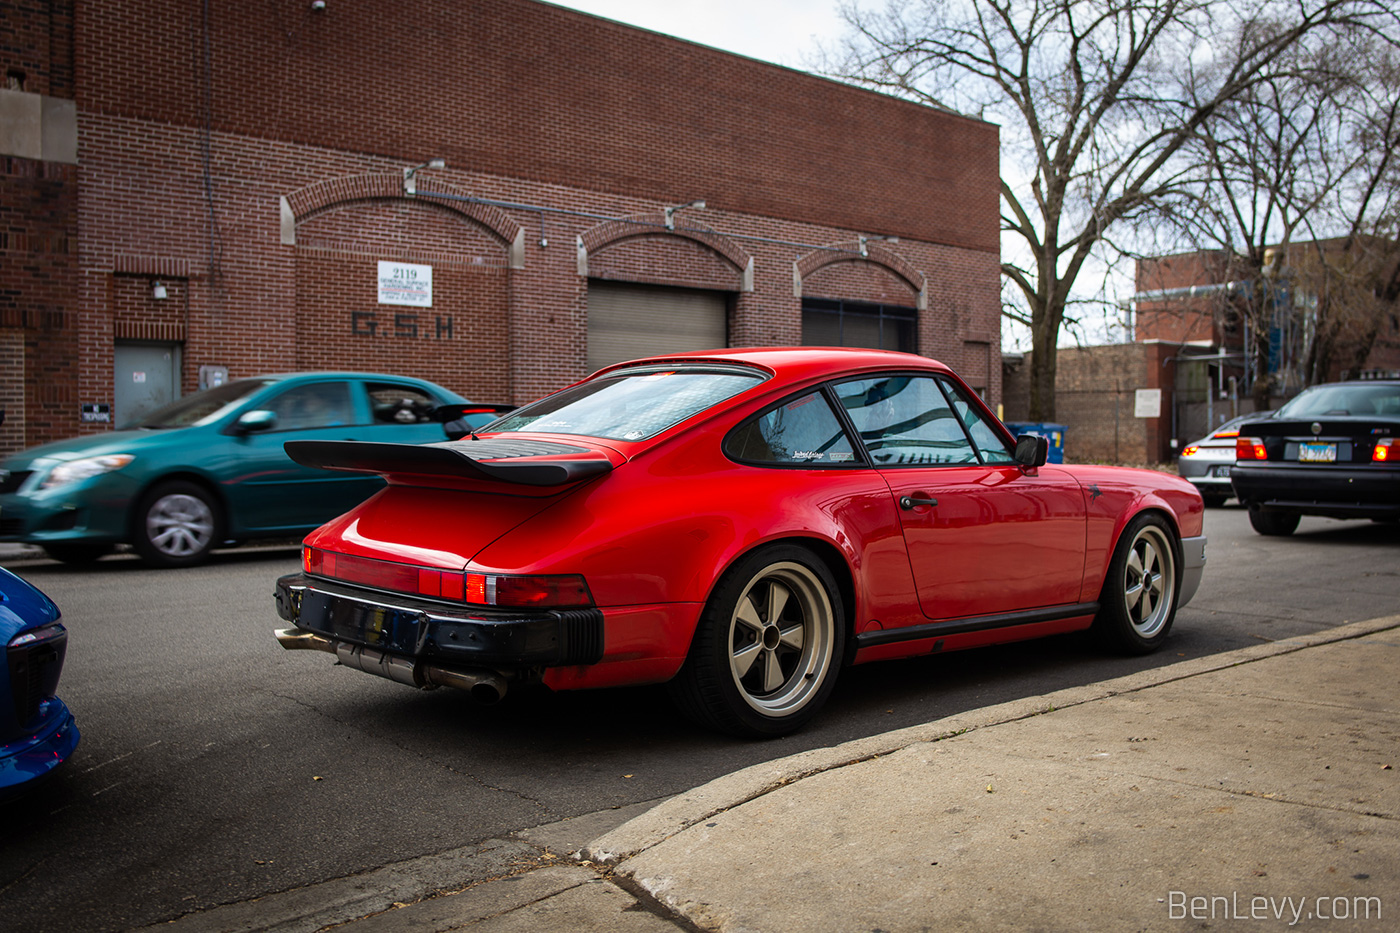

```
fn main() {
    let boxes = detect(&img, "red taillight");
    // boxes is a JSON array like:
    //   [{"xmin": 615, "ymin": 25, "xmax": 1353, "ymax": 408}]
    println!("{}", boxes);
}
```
[
  {"xmin": 303, "ymin": 547, "xmax": 591, "ymax": 608},
  {"xmin": 464, "ymin": 572, "xmax": 593, "ymax": 608},
  {"xmin": 1236, "ymin": 437, "xmax": 1268, "ymax": 461},
  {"xmin": 1375, "ymin": 438, "xmax": 1399, "ymax": 462},
  {"xmin": 1182, "ymin": 445, "xmax": 1200, "ymax": 457}
]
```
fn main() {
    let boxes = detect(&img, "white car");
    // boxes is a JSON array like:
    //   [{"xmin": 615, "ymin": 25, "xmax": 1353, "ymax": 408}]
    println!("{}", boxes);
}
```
[{"xmin": 1177, "ymin": 413, "xmax": 1272, "ymax": 507}]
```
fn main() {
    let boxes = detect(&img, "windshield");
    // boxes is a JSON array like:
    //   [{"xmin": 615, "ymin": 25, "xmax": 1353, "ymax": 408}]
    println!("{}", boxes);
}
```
[
  {"xmin": 1277, "ymin": 383, "xmax": 1400, "ymax": 419},
  {"xmin": 132, "ymin": 379, "xmax": 276, "ymax": 428},
  {"xmin": 489, "ymin": 366, "xmax": 765, "ymax": 441}
]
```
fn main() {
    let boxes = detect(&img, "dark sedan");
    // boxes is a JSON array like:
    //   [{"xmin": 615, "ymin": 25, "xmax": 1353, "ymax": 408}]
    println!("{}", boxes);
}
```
[{"xmin": 1231, "ymin": 379, "xmax": 1400, "ymax": 535}]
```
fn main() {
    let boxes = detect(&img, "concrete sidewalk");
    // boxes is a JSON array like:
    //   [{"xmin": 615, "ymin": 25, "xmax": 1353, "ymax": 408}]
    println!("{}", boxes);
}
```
[{"xmin": 148, "ymin": 616, "xmax": 1399, "ymax": 933}]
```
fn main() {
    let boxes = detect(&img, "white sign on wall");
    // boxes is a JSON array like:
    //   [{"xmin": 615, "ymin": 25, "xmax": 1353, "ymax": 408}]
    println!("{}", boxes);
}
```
[
  {"xmin": 377, "ymin": 261, "xmax": 433, "ymax": 307},
  {"xmin": 1134, "ymin": 388, "xmax": 1162, "ymax": 418}
]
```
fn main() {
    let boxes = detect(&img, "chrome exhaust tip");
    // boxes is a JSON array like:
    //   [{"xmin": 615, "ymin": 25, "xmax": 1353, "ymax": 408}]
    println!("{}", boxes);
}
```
[
  {"xmin": 275, "ymin": 628, "xmax": 335, "ymax": 652},
  {"xmin": 421, "ymin": 664, "xmax": 508, "ymax": 703},
  {"xmin": 275, "ymin": 627, "xmax": 507, "ymax": 703}
]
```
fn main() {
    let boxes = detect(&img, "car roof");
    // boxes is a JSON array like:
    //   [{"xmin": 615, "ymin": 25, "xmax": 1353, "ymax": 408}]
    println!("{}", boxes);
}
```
[
  {"xmin": 254, "ymin": 371, "xmax": 446, "ymax": 383},
  {"xmin": 590, "ymin": 347, "xmax": 954, "ymax": 383},
  {"xmin": 1309, "ymin": 379, "xmax": 1400, "ymax": 386}
]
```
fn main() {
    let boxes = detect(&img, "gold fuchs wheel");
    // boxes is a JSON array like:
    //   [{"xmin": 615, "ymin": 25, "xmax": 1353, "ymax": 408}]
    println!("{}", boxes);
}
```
[
  {"xmin": 670, "ymin": 544, "xmax": 845, "ymax": 738},
  {"xmin": 1093, "ymin": 513, "xmax": 1181, "ymax": 654}
]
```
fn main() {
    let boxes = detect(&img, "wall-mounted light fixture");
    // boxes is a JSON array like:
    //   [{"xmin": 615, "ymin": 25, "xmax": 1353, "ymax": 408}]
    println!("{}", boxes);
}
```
[
  {"xmin": 311, "ymin": 0, "xmax": 326, "ymax": 11},
  {"xmin": 664, "ymin": 199, "xmax": 706, "ymax": 230},
  {"xmin": 152, "ymin": 281, "xmax": 168, "ymax": 300},
  {"xmin": 403, "ymin": 157, "xmax": 446, "ymax": 196},
  {"xmin": 858, "ymin": 234, "xmax": 899, "ymax": 258}
]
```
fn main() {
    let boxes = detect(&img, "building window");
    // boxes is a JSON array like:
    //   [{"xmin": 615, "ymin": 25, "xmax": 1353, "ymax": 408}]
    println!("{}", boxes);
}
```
[{"xmin": 801, "ymin": 298, "xmax": 916, "ymax": 353}]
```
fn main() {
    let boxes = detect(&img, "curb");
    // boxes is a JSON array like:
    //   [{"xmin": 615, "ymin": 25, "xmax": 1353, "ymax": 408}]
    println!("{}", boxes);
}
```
[{"xmin": 581, "ymin": 614, "xmax": 1400, "ymax": 865}]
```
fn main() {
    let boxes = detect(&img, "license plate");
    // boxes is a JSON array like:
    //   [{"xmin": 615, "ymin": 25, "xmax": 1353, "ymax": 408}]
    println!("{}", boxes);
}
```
[
  {"xmin": 1299, "ymin": 442, "xmax": 1336, "ymax": 463},
  {"xmin": 1211, "ymin": 465, "xmax": 1232, "ymax": 477}
]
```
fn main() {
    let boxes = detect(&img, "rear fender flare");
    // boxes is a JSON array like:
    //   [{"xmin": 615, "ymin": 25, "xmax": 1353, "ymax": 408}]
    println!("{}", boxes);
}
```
[{"xmin": 692, "ymin": 533, "xmax": 859, "ymax": 662}]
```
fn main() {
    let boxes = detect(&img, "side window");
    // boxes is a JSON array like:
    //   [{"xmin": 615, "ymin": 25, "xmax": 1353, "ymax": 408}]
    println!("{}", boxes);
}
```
[
  {"xmin": 725, "ymin": 391, "xmax": 858, "ymax": 465},
  {"xmin": 368, "ymin": 383, "xmax": 437, "ymax": 425},
  {"xmin": 266, "ymin": 382, "xmax": 354, "ymax": 431},
  {"xmin": 940, "ymin": 379, "xmax": 1016, "ymax": 464},
  {"xmin": 835, "ymin": 375, "xmax": 978, "ymax": 466}
]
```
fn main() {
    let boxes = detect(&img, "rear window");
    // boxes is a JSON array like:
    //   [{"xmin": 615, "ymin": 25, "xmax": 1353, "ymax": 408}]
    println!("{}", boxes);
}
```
[
  {"xmin": 1278, "ymin": 383, "xmax": 1400, "ymax": 418},
  {"xmin": 489, "ymin": 366, "xmax": 765, "ymax": 441}
]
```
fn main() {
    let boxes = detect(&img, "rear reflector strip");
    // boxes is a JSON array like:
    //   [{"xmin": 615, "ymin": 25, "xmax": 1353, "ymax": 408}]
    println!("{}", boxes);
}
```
[{"xmin": 303, "ymin": 547, "xmax": 590, "ymax": 608}]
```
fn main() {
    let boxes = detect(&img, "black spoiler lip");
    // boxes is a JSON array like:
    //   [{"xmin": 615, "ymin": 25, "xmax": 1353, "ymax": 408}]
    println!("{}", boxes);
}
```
[{"xmin": 284, "ymin": 440, "xmax": 613, "ymax": 487}]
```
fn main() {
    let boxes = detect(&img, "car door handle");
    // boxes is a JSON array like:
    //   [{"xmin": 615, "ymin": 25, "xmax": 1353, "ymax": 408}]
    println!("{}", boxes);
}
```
[{"xmin": 899, "ymin": 496, "xmax": 939, "ymax": 510}]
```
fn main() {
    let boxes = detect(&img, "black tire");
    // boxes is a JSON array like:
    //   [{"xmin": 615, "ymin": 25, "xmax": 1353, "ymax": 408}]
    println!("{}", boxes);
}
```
[
  {"xmin": 1092, "ymin": 513, "xmax": 1181, "ymax": 655},
  {"xmin": 1201, "ymin": 493, "xmax": 1228, "ymax": 509},
  {"xmin": 669, "ymin": 544, "xmax": 845, "ymax": 738},
  {"xmin": 42, "ymin": 543, "xmax": 114, "ymax": 565},
  {"xmin": 132, "ymin": 481, "xmax": 222, "ymax": 568},
  {"xmin": 1247, "ymin": 505, "xmax": 1300, "ymax": 537}
]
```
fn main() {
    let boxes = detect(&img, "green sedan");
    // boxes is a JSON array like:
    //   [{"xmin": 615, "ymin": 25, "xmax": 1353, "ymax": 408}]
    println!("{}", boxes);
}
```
[{"xmin": 0, "ymin": 373, "xmax": 505, "ymax": 568}]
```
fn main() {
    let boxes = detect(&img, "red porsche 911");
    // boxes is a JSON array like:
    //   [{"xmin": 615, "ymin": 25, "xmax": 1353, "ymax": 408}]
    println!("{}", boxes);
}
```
[{"xmin": 273, "ymin": 348, "xmax": 1206, "ymax": 736}]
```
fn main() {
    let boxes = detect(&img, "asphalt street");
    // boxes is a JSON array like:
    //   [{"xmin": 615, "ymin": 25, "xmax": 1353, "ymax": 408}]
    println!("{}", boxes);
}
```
[{"xmin": 1, "ymin": 505, "xmax": 1396, "ymax": 931}]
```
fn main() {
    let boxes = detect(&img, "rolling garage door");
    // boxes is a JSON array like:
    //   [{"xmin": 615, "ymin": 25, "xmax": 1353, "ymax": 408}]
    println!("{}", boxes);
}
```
[{"xmin": 586, "ymin": 281, "xmax": 727, "ymax": 372}]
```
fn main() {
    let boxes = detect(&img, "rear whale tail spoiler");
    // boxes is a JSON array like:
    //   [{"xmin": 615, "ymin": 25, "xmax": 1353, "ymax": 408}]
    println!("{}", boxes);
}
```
[{"xmin": 284, "ymin": 439, "xmax": 613, "ymax": 487}]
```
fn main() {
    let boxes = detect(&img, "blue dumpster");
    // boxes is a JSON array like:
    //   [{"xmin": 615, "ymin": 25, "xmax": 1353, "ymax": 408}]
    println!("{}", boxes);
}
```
[{"xmin": 1004, "ymin": 422, "xmax": 1067, "ymax": 463}]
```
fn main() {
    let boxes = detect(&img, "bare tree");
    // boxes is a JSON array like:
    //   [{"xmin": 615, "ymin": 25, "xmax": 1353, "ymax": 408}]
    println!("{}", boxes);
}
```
[
  {"xmin": 833, "ymin": 0, "xmax": 1397, "ymax": 419},
  {"xmin": 1157, "ymin": 47, "xmax": 1356, "ymax": 408},
  {"xmin": 1298, "ymin": 38, "xmax": 1400, "ymax": 383},
  {"xmin": 1151, "ymin": 26, "xmax": 1400, "ymax": 405}
]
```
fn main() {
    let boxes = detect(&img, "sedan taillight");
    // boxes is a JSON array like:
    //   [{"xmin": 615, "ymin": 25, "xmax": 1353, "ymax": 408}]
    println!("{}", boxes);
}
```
[
  {"xmin": 1374, "ymin": 438, "xmax": 1399, "ymax": 462},
  {"xmin": 1236, "ymin": 437, "xmax": 1268, "ymax": 461}
]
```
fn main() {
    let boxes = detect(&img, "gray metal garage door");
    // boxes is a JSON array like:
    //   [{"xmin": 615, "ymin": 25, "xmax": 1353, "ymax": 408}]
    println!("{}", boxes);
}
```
[{"xmin": 586, "ymin": 281, "xmax": 727, "ymax": 373}]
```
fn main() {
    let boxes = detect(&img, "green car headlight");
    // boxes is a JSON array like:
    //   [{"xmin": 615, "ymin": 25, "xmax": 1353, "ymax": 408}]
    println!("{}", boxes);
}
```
[{"xmin": 40, "ymin": 454, "xmax": 135, "ymax": 490}]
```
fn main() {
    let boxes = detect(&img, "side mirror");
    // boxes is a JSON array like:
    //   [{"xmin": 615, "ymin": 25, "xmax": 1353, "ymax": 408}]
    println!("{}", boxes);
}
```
[
  {"xmin": 1014, "ymin": 434, "xmax": 1049, "ymax": 468},
  {"xmin": 232, "ymin": 409, "xmax": 277, "ymax": 435}
]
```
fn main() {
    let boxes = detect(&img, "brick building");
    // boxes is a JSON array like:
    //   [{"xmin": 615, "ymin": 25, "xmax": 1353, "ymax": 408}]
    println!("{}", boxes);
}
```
[
  {"xmin": 1002, "ymin": 341, "xmax": 1194, "ymax": 467},
  {"xmin": 0, "ymin": 0, "xmax": 1002, "ymax": 457}
]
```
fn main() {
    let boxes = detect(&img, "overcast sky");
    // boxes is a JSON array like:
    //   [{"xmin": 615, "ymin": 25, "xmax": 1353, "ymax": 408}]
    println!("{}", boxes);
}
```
[{"xmin": 544, "ymin": 0, "xmax": 848, "ymax": 71}]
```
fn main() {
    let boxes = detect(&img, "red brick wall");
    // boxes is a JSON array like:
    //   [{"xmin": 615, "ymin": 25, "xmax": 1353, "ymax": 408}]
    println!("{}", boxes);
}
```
[
  {"xmin": 2, "ymin": 0, "xmax": 73, "ymax": 96},
  {"xmin": 1134, "ymin": 251, "xmax": 1241, "ymax": 344},
  {"xmin": 76, "ymin": 0, "xmax": 999, "ymax": 255},
  {"xmin": 0, "ymin": 156, "xmax": 79, "ymax": 448},
  {"xmin": 294, "ymin": 252, "xmax": 510, "ymax": 401},
  {"xmin": 1004, "ymin": 343, "xmax": 1175, "ymax": 466}
]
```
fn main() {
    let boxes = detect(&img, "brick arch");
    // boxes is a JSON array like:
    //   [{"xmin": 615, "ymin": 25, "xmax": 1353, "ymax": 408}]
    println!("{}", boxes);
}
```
[
  {"xmin": 279, "ymin": 174, "xmax": 525, "ymax": 267},
  {"xmin": 793, "ymin": 241, "xmax": 927, "ymax": 310},
  {"xmin": 576, "ymin": 213, "xmax": 754, "ymax": 291}
]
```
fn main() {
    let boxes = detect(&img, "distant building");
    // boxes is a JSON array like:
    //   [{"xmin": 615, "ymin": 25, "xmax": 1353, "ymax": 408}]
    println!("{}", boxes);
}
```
[
  {"xmin": 1, "ymin": 0, "xmax": 1003, "ymax": 455},
  {"xmin": 1135, "ymin": 241, "xmax": 1400, "ymax": 438}
]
